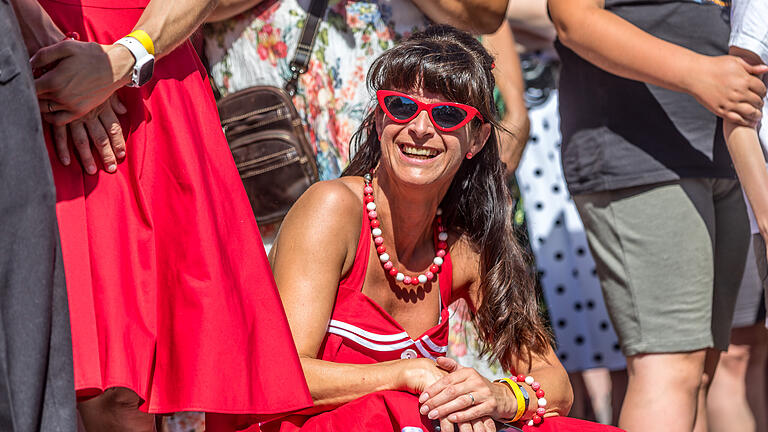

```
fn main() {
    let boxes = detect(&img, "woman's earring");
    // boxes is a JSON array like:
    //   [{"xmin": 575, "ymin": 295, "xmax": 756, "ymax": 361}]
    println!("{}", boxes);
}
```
[{"xmin": 466, "ymin": 152, "xmax": 473, "ymax": 159}]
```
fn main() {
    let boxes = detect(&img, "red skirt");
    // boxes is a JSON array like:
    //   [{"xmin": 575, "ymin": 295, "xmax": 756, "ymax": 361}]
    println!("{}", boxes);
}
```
[
  {"xmin": 262, "ymin": 391, "xmax": 625, "ymax": 432},
  {"xmin": 40, "ymin": 0, "xmax": 311, "ymax": 417}
]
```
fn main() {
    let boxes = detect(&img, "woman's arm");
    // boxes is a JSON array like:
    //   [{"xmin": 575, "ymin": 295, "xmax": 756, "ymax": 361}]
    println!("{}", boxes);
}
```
[
  {"xmin": 548, "ymin": 0, "xmax": 768, "ymax": 127},
  {"xmin": 410, "ymin": 0, "xmax": 507, "ymax": 34},
  {"xmin": 724, "ymin": 46, "xmax": 768, "ymax": 253},
  {"xmin": 270, "ymin": 180, "xmax": 449, "ymax": 412},
  {"xmin": 482, "ymin": 20, "xmax": 529, "ymax": 175}
]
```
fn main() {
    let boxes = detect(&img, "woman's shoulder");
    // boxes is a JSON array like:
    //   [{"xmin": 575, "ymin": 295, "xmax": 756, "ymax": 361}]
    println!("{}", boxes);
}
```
[
  {"xmin": 446, "ymin": 232, "xmax": 482, "ymax": 298},
  {"xmin": 283, "ymin": 177, "xmax": 365, "ymax": 234}
]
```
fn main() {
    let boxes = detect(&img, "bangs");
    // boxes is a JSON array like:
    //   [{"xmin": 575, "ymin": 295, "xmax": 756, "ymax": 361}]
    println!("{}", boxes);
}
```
[{"xmin": 367, "ymin": 39, "xmax": 496, "ymax": 121}]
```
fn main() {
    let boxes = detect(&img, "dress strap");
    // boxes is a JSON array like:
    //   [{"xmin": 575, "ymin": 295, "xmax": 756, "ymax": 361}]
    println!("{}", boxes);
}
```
[{"xmin": 338, "ymin": 209, "xmax": 370, "ymax": 292}]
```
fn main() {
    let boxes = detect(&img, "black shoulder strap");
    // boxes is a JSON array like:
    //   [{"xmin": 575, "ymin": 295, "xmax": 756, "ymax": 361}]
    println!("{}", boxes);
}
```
[{"xmin": 284, "ymin": 0, "xmax": 329, "ymax": 95}]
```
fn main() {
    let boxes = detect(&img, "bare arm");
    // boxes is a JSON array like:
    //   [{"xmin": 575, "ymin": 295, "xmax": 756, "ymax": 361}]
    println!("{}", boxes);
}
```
[
  {"xmin": 9, "ymin": 0, "xmax": 64, "ymax": 55},
  {"xmin": 270, "ymin": 180, "xmax": 448, "ymax": 411},
  {"xmin": 482, "ymin": 20, "xmax": 529, "ymax": 175},
  {"xmin": 548, "ymin": 0, "xmax": 768, "ymax": 126},
  {"xmin": 206, "ymin": 0, "xmax": 264, "ymax": 22},
  {"xmin": 724, "ymin": 46, "xmax": 768, "ymax": 248},
  {"xmin": 410, "ymin": 0, "xmax": 508, "ymax": 34}
]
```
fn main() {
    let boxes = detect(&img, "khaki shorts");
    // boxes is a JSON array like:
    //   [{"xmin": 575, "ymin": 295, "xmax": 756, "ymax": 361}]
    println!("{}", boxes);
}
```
[{"xmin": 574, "ymin": 178, "xmax": 750, "ymax": 356}]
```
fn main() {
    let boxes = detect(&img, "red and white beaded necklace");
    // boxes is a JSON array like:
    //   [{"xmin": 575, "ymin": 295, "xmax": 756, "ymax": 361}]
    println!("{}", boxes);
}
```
[{"xmin": 362, "ymin": 173, "xmax": 448, "ymax": 286}]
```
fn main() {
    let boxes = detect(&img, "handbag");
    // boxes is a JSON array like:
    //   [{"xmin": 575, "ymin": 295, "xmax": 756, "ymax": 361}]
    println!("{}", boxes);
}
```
[{"xmin": 216, "ymin": 0, "xmax": 327, "ymax": 225}]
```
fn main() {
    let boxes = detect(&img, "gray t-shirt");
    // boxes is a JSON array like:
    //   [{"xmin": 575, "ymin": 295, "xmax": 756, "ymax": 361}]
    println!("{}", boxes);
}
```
[{"xmin": 556, "ymin": 0, "xmax": 734, "ymax": 194}]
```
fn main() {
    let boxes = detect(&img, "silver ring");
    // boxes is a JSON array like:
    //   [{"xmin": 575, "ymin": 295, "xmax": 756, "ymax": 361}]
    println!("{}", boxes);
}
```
[{"xmin": 467, "ymin": 392, "xmax": 475, "ymax": 405}]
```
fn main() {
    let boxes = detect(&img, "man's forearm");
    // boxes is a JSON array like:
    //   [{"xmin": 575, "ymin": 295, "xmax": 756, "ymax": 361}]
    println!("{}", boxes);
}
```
[{"xmin": 9, "ymin": 0, "xmax": 64, "ymax": 55}]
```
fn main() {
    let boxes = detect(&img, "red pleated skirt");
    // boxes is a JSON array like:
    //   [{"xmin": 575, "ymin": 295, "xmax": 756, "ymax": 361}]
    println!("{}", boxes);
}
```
[
  {"xmin": 262, "ymin": 391, "xmax": 624, "ymax": 432},
  {"xmin": 39, "ymin": 0, "xmax": 311, "ymax": 417}
]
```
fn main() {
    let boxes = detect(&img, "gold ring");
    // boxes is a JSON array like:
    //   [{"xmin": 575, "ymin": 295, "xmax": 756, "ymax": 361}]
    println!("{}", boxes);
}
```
[
  {"xmin": 467, "ymin": 393, "xmax": 475, "ymax": 405},
  {"xmin": 48, "ymin": 102, "xmax": 54, "ymax": 113}
]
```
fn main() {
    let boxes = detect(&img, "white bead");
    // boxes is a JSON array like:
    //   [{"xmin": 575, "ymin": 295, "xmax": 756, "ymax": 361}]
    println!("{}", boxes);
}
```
[
  {"xmin": 525, "ymin": 376, "xmax": 534, "ymax": 385},
  {"xmin": 418, "ymin": 275, "xmax": 427, "ymax": 284},
  {"xmin": 528, "ymin": 420, "xmax": 534, "ymax": 427},
  {"xmin": 379, "ymin": 253, "xmax": 390, "ymax": 262},
  {"xmin": 396, "ymin": 273, "xmax": 405, "ymax": 282},
  {"xmin": 438, "ymin": 232, "xmax": 448, "ymax": 241},
  {"xmin": 372, "ymin": 228, "xmax": 382, "ymax": 236},
  {"xmin": 436, "ymin": 208, "xmax": 443, "ymax": 215},
  {"xmin": 538, "ymin": 398, "xmax": 547, "ymax": 407},
  {"xmin": 366, "ymin": 202, "xmax": 376, "ymax": 211},
  {"xmin": 433, "ymin": 257, "xmax": 444, "ymax": 266}
]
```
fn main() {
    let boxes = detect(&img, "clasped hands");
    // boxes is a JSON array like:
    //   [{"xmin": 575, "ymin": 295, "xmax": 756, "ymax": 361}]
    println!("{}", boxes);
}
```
[
  {"xmin": 32, "ymin": 39, "xmax": 135, "ymax": 174},
  {"xmin": 405, "ymin": 357, "xmax": 517, "ymax": 432}
]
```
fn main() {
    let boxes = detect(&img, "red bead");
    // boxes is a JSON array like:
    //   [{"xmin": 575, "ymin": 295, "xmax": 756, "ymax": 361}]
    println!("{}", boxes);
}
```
[
  {"xmin": 436, "ymin": 249, "xmax": 446, "ymax": 258},
  {"xmin": 425, "ymin": 271, "xmax": 434, "ymax": 281},
  {"xmin": 374, "ymin": 236, "xmax": 384, "ymax": 246},
  {"xmin": 429, "ymin": 264, "xmax": 439, "ymax": 273},
  {"xmin": 364, "ymin": 195, "xmax": 375, "ymax": 203},
  {"xmin": 532, "ymin": 415, "xmax": 542, "ymax": 425},
  {"xmin": 536, "ymin": 389, "xmax": 545, "ymax": 398},
  {"xmin": 438, "ymin": 225, "xmax": 446, "ymax": 232},
  {"xmin": 370, "ymin": 219, "xmax": 380, "ymax": 228},
  {"xmin": 383, "ymin": 261, "xmax": 393, "ymax": 270},
  {"xmin": 437, "ymin": 241, "xmax": 448, "ymax": 250},
  {"xmin": 368, "ymin": 210, "xmax": 378, "ymax": 219},
  {"xmin": 516, "ymin": 374, "xmax": 525, "ymax": 382},
  {"xmin": 531, "ymin": 382, "xmax": 541, "ymax": 391},
  {"xmin": 536, "ymin": 408, "xmax": 546, "ymax": 416},
  {"xmin": 364, "ymin": 186, "xmax": 374, "ymax": 194},
  {"xmin": 436, "ymin": 217, "xmax": 442, "ymax": 224},
  {"xmin": 389, "ymin": 267, "xmax": 398, "ymax": 276},
  {"xmin": 403, "ymin": 276, "xmax": 412, "ymax": 284},
  {"xmin": 376, "ymin": 245, "xmax": 387, "ymax": 254},
  {"xmin": 411, "ymin": 278, "xmax": 420, "ymax": 286}
]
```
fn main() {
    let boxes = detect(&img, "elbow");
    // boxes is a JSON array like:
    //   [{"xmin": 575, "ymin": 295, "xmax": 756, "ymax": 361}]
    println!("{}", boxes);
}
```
[{"xmin": 475, "ymin": 5, "xmax": 506, "ymax": 34}]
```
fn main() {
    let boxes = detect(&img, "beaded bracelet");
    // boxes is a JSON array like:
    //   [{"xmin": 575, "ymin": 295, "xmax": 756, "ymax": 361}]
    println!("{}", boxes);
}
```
[{"xmin": 511, "ymin": 374, "xmax": 547, "ymax": 426}]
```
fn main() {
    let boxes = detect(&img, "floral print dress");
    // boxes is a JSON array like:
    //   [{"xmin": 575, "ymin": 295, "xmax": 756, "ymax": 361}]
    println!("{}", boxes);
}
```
[{"xmin": 204, "ymin": 0, "xmax": 430, "ymax": 180}]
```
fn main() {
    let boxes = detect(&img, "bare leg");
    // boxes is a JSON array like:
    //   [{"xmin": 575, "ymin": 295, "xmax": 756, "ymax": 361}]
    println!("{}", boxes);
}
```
[
  {"xmin": 609, "ymin": 369, "xmax": 627, "ymax": 426},
  {"xmin": 78, "ymin": 387, "xmax": 156, "ymax": 432},
  {"xmin": 582, "ymin": 368, "xmax": 612, "ymax": 424},
  {"xmin": 568, "ymin": 372, "xmax": 589, "ymax": 420},
  {"xmin": 619, "ymin": 351, "xmax": 708, "ymax": 432},
  {"xmin": 745, "ymin": 326, "xmax": 768, "ymax": 432},
  {"xmin": 707, "ymin": 326, "xmax": 760, "ymax": 432},
  {"xmin": 692, "ymin": 350, "xmax": 720, "ymax": 432}
]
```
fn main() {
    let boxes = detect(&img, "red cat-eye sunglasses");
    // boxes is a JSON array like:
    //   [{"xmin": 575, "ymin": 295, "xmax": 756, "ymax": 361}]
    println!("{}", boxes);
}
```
[{"xmin": 376, "ymin": 90, "xmax": 484, "ymax": 132}]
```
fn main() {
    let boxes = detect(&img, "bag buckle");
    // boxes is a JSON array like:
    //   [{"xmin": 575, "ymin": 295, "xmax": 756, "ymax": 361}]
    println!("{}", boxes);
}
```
[{"xmin": 284, "ymin": 64, "xmax": 305, "ymax": 96}]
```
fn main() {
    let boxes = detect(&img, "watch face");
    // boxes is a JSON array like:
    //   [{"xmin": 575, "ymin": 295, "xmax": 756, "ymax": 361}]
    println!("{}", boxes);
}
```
[{"xmin": 136, "ymin": 57, "xmax": 155, "ymax": 86}]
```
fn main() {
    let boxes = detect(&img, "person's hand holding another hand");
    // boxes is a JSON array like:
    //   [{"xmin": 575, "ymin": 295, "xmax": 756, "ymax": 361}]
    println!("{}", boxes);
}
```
[
  {"xmin": 688, "ymin": 55, "xmax": 768, "ymax": 127},
  {"xmin": 32, "ymin": 39, "xmax": 134, "ymax": 126}
]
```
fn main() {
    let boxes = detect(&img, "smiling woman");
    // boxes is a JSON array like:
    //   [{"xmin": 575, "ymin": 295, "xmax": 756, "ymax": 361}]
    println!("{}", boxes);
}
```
[{"xmin": 263, "ymin": 25, "xmax": 622, "ymax": 432}]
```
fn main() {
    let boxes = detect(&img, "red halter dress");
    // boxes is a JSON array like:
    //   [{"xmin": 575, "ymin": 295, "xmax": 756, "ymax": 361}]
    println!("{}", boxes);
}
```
[{"xmin": 261, "ymin": 211, "xmax": 624, "ymax": 432}]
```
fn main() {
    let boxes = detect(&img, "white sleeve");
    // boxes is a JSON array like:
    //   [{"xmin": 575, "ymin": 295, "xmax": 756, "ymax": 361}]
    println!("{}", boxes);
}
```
[{"xmin": 730, "ymin": 0, "xmax": 768, "ymax": 65}]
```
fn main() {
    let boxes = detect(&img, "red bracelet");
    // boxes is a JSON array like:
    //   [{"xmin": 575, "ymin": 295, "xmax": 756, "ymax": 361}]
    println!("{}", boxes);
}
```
[
  {"xmin": 64, "ymin": 31, "xmax": 80, "ymax": 41},
  {"xmin": 512, "ymin": 374, "xmax": 547, "ymax": 426}
]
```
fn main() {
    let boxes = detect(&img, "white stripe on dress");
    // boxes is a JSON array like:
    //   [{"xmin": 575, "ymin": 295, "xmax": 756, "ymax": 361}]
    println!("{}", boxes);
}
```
[
  {"xmin": 329, "ymin": 320, "xmax": 410, "ymax": 342},
  {"xmin": 327, "ymin": 327, "xmax": 416, "ymax": 351},
  {"xmin": 420, "ymin": 335, "xmax": 447, "ymax": 353}
]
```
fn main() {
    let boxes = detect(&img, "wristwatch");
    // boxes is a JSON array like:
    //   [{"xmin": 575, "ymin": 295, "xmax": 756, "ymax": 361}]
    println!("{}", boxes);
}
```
[{"xmin": 114, "ymin": 35, "xmax": 154, "ymax": 87}]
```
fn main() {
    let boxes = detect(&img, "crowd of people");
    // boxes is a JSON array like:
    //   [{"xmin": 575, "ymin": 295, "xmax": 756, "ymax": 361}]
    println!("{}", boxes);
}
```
[{"xmin": 1, "ymin": 0, "xmax": 767, "ymax": 432}]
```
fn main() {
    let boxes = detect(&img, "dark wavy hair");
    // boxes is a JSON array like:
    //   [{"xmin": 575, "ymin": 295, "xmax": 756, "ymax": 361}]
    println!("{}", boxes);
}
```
[{"xmin": 342, "ymin": 25, "xmax": 551, "ymax": 371}]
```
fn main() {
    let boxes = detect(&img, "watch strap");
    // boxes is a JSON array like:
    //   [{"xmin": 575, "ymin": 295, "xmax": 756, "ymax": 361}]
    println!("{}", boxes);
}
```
[
  {"xmin": 127, "ymin": 30, "xmax": 155, "ymax": 55},
  {"xmin": 115, "ymin": 36, "xmax": 154, "ymax": 87}
]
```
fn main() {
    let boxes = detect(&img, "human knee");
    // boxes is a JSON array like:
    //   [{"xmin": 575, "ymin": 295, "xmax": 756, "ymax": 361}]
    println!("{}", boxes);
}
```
[{"xmin": 629, "ymin": 352, "xmax": 706, "ymax": 391}]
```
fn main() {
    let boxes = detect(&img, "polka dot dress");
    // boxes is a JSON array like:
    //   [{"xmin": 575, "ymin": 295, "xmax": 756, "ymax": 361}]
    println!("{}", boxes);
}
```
[{"xmin": 518, "ymin": 90, "xmax": 625, "ymax": 372}]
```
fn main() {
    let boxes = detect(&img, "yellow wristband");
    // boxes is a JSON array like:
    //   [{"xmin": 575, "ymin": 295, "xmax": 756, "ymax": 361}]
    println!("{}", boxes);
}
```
[
  {"xmin": 497, "ymin": 378, "xmax": 526, "ymax": 422},
  {"xmin": 127, "ymin": 30, "xmax": 154, "ymax": 55}
]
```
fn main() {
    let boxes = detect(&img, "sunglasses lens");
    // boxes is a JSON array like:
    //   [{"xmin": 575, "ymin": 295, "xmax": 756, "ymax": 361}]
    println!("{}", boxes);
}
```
[
  {"xmin": 431, "ymin": 105, "xmax": 468, "ymax": 129},
  {"xmin": 383, "ymin": 95, "xmax": 418, "ymax": 120}
]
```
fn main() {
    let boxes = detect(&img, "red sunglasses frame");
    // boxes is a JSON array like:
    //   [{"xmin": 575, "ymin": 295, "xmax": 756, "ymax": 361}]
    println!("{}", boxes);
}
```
[{"xmin": 376, "ymin": 90, "xmax": 484, "ymax": 132}]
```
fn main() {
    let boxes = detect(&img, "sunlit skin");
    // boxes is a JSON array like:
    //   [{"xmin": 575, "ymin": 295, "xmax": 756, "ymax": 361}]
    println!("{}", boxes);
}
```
[{"xmin": 269, "ymin": 86, "xmax": 572, "ymax": 432}]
